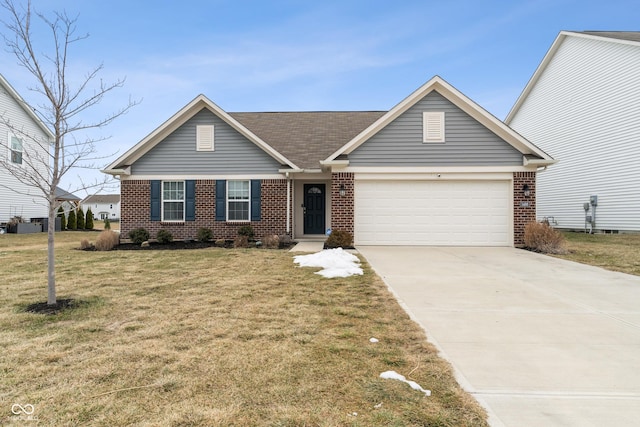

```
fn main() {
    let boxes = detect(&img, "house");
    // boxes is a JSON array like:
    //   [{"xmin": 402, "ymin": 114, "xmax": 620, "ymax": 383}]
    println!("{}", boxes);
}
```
[
  {"xmin": 103, "ymin": 76, "xmax": 553, "ymax": 246},
  {"xmin": 506, "ymin": 31, "xmax": 640, "ymax": 232},
  {"xmin": 81, "ymin": 194, "xmax": 121, "ymax": 220},
  {"xmin": 0, "ymin": 73, "xmax": 54, "ymax": 223},
  {"xmin": 55, "ymin": 187, "xmax": 81, "ymax": 215}
]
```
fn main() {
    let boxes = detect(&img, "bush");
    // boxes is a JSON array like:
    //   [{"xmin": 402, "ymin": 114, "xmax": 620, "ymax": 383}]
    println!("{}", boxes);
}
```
[
  {"xmin": 95, "ymin": 230, "xmax": 119, "ymax": 251},
  {"xmin": 197, "ymin": 227, "xmax": 213, "ymax": 242},
  {"xmin": 85, "ymin": 208, "xmax": 94, "ymax": 230},
  {"xmin": 57, "ymin": 206, "xmax": 66, "ymax": 230},
  {"xmin": 104, "ymin": 217, "xmax": 111, "ymax": 230},
  {"xmin": 67, "ymin": 209, "xmax": 77, "ymax": 230},
  {"xmin": 79, "ymin": 239, "xmax": 93, "ymax": 250},
  {"xmin": 76, "ymin": 207, "xmax": 85, "ymax": 230},
  {"xmin": 234, "ymin": 235, "xmax": 249, "ymax": 248},
  {"xmin": 262, "ymin": 234, "xmax": 279, "ymax": 249},
  {"xmin": 128, "ymin": 227, "xmax": 150, "ymax": 245},
  {"xmin": 523, "ymin": 221, "xmax": 567, "ymax": 254},
  {"xmin": 325, "ymin": 230, "xmax": 354, "ymax": 249},
  {"xmin": 237, "ymin": 225, "xmax": 254, "ymax": 239},
  {"xmin": 156, "ymin": 229, "xmax": 173, "ymax": 244}
]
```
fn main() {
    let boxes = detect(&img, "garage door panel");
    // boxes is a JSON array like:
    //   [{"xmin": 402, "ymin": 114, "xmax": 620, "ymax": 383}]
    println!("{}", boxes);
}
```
[{"xmin": 354, "ymin": 180, "xmax": 511, "ymax": 246}]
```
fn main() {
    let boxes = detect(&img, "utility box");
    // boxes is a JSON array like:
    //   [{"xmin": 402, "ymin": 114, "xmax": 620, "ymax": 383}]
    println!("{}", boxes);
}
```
[{"xmin": 590, "ymin": 195, "xmax": 598, "ymax": 207}]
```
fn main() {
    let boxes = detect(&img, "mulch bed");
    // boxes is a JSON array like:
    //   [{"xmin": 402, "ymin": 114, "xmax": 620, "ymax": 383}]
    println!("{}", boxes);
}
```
[{"xmin": 25, "ymin": 298, "xmax": 77, "ymax": 315}]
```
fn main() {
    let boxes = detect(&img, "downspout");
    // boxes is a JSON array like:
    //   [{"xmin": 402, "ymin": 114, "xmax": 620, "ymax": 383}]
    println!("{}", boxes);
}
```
[{"xmin": 286, "ymin": 172, "xmax": 291, "ymax": 234}]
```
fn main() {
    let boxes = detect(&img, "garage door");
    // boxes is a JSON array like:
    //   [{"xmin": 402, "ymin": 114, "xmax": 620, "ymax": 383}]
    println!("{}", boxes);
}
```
[{"xmin": 354, "ymin": 180, "xmax": 511, "ymax": 246}]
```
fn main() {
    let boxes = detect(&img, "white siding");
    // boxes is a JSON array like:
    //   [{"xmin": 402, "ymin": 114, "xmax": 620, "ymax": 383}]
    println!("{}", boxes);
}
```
[
  {"xmin": 509, "ymin": 35, "xmax": 640, "ymax": 231},
  {"xmin": 0, "ymin": 85, "xmax": 50, "ymax": 223}
]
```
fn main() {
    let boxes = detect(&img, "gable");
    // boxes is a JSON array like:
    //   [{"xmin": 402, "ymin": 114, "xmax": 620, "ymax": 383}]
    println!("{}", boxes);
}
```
[
  {"xmin": 349, "ymin": 91, "xmax": 522, "ymax": 166},
  {"xmin": 131, "ymin": 109, "xmax": 282, "ymax": 175}
]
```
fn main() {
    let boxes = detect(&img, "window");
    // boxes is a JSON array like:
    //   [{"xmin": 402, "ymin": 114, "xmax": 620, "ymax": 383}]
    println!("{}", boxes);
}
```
[
  {"xmin": 9, "ymin": 134, "xmax": 23, "ymax": 164},
  {"xmin": 227, "ymin": 180, "xmax": 250, "ymax": 221},
  {"xmin": 423, "ymin": 112, "xmax": 445, "ymax": 143},
  {"xmin": 197, "ymin": 125, "xmax": 214, "ymax": 151},
  {"xmin": 162, "ymin": 181, "xmax": 184, "ymax": 221}
]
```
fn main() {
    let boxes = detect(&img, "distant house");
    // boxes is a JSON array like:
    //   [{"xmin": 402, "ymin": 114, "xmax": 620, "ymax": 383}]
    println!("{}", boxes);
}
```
[
  {"xmin": 103, "ymin": 76, "xmax": 553, "ymax": 246},
  {"xmin": 0, "ymin": 73, "xmax": 54, "ymax": 223},
  {"xmin": 506, "ymin": 31, "xmax": 640, "ymax": 232},
  {"xmin": 82, "ymin": 194, "xmax": 120, "ymax": 220}
]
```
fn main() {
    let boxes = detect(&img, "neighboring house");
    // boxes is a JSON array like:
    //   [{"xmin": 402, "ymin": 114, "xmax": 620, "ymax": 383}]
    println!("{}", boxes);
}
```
[
  {"xmin": 103, "ymin": 76, "xmax": 553, "ymax": 246},
  {"xmin": 0, "ymin": 73, "xmax": 54, "ymax": 223},
  {"xmin": 506, "ymin": 31, "xmax": 640, "ymax": 232},
  {"xmin": 81, "ymin": 194, "xmax": 121, "ymax": 220}
]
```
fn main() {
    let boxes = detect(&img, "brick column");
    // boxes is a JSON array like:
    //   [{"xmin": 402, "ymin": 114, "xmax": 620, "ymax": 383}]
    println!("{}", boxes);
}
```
[
  {"xmin": 331, "ymin": 172, "xmax": 354, "ymax": 235},
  {"xmin": 513, "ymin": 172, "xmax": 536, "ymax": 247}
]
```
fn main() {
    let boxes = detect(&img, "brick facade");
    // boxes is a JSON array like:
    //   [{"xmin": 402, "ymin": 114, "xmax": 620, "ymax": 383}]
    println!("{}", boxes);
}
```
[
  {"xmin": 330, "ymin": 172, "xmax": 354, "ymax": 235},
  {"xmin": 121, "ymin": 179, "xmax": 291, "ymax": 241},
  {"xmin": 513, "ymin": 171, "xmax": 536, "ymax": 247}
]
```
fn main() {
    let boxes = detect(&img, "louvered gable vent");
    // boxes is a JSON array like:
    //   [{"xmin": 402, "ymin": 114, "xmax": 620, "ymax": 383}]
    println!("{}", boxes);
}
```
[
  {"xmin": 423, "ymin": 112, "xmax": 445, "ymax": 143},
  {"xmin": 197, "ymin": 125, "xmax": 214, "ymax": 151}
]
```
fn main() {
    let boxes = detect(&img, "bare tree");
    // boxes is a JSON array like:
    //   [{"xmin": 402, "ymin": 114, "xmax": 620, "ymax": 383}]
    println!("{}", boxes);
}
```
[{"xmin": 0, "ymin": 0, "xmax": 137, "ymax": 305}]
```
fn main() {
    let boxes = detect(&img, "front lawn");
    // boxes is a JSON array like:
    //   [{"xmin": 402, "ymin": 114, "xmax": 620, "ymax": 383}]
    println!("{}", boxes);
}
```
[
  {"xmin": 0, "ymin": 232, "xmax": 487, "ymax": 426},
  {"xmin": 555, "ymin": 231, "xmax": 640, "ymax": 276}
]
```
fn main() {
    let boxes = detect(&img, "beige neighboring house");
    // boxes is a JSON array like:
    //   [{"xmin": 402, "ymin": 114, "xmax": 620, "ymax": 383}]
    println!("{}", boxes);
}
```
[{"xmin": 82, "ymin": 194, "xmax": 121, "ymax": 220}]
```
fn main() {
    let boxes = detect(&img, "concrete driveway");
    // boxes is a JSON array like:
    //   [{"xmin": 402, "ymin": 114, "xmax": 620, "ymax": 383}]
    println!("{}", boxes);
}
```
[{"xmin": 357, "ymin": 246, "xmax": 640, "ymax": 427}]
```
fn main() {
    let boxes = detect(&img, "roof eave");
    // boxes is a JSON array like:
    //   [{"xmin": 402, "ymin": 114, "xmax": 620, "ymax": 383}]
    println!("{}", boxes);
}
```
[{"xmin": 0, "ymin": 73, "xmax": 55, "ymax": 140}]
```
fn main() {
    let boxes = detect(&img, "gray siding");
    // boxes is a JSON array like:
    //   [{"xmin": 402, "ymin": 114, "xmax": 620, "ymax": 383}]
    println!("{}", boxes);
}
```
[
  {"xmin": 349, "ymin": 91, "xmax": 522, "ymax": 166},
  {"xmin": 132, "ymin": 109, "xmax": 283, "ymax": 175}
]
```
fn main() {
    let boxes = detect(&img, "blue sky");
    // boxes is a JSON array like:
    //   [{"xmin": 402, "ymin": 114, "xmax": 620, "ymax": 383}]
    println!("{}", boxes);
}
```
[{"xmin": 1, "ymin": 0, "xmax": 637, "ymax": 194}]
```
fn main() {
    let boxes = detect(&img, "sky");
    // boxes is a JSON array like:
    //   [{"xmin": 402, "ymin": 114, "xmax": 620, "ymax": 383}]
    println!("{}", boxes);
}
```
[{"xmin": 0, "ymin": 0, "xmax": 637, "ymax": 196}]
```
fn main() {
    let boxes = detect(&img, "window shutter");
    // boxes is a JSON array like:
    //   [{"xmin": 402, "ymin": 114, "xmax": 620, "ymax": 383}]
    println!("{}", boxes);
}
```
[
  {"xmin": 251, "ymin": 180, "xmax": 261, "ymax": 221},
  {"xmin": 215, "ymin": 180, "xmax": 226, "ymax": 221},
  {"xmin": 197, "ymin": 125, "xmax": 214, "ymax": 151},
  {"xmin": 185, "ymin": 180, "xmax": 196, "ymax": 221},
  {"xmin": 423, "ymin": 112, "xmax": 445, "ymax": 142},
  {"xmin": 150, "ymin": 180, "xmax": 161, "ymax": 221}
]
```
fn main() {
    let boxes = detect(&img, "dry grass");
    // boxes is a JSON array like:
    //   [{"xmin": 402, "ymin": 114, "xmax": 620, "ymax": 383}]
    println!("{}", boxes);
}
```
[
  {"xmin": 554, "ymin": 231, "xmax": 640, "ymax": 276},
  {"xmin": 0, "ymin": 232, "xmax": 487, "ymax": 426},
  {"xmin": 94, "ymin": 230, "xmax": 120, "ymax": 251}
]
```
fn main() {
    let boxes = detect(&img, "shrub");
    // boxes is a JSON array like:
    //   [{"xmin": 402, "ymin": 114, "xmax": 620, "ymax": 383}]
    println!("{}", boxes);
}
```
[
  {"xmin": 523, "ymin": 221, "xmax": 567, "ymax": 254},
  {"xmin": 325, "ymin": 230, "xmax": 354, "ymax": 249},
  {"xmin": 76, "ymin": 207, "xmax": 85, "ymax": 230},
  {"xmin": 156, "ymin": 229, "xmax": 173, "ymax": 244},
  {"xmin": 104, "ymin": 217, "xmax": 111, "ymax": 230},
  {"xmin": 128, "ymin": 227, "xmax": 150, "ymax": 245},
  {"xmin": 197, "ymin": 227, "xmax": 213, "ymax": 242},
  {"xmin": 67, "ymin": 209, "xmax": 77, "ymax": 230},
  {"xmin": 262, "ymin": 234, "xmax": 279, "ymax": 249},
  {"xmin": 279, "ymin": 234, "xmax": 292, "ymax": 249},
  {"xmin": 234, "ymin": 235, "xmax": 249, "ymax": 248},
  {"xmin": 214, "ymin": 239, "xmax": 226, "ymax": 247},
  {"xmin": 85, "ymin": 208, "xmax": 94, "ymax": 230},
  {"xmin": 57, "ymin": 206, "xmax": 66, "ymax": 230},
  {"xmin": 79, "ymin": 239, "xmax": 93, "ymax": 250},
  {"xmin": 95, "ymin": 230, "xmax": 119, "ymax": 251},
  {"xmin": 237, "ymin": 225, "xmax": 254, "ymax": 239}
]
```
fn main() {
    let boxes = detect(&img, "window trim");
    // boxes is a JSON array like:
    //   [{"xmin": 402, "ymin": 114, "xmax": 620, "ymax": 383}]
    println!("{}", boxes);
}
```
[
  {"xmin": 422, "ymin": 111, "xmax": 445, "ymax": 143},
  {"xmin": 226, "ymin": 180, "xmax": 250, "ymax": 222},
  {"xmin": 161, "ymin": 180, "xmax": 185, "ymax": 222},
  {"xmin": 8, "ymin": 133, "xmax": 24, "ymax": 165}
]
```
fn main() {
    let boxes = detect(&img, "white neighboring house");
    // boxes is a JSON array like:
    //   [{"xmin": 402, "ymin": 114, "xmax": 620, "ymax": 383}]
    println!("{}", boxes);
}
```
[
  {"xmin": 506, "ymin": 31, "xmax": 640, "ymax": 232},
  {"xmin": 0, "ymin": 73, "xmax": 54, "ymax": 223},
  {"xmin": 82, "ymin": 194, "xmax": 120, "ymax": 221}
]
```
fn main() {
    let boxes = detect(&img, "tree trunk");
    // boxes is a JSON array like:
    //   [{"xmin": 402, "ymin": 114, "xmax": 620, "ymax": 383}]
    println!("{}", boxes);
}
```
[{"xmin": 47, "ymin": 200, "xmax": 56, "ymax": 305}]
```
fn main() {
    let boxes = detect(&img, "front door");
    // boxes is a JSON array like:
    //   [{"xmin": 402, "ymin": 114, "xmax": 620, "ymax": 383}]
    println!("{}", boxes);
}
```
[{"xmin": 303, "ymin": 184, "xmax": 326, "ymax": 234}]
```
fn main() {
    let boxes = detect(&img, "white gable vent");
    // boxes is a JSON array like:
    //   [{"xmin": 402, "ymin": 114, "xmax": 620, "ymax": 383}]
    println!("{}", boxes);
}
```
[
  {"xmin": 197, "ymin": 125, "xmax": 214, "ymax": 151},
  {"xmin": 423, "ymin": 112, "xmax": 445, "ymax": 143}
]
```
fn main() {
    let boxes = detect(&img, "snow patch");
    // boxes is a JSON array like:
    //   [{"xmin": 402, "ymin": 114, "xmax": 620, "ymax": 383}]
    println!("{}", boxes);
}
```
[
  {"xmin": 293, "ymin": 248, "xmax": 363, "ymax": 278},
  {"xmin": 369, "ymin": 337, "xmax": 379, "ymax": 343},
  {"xmin": 380, "ymin": 370, "xmax": 431, "ymax": 396}
]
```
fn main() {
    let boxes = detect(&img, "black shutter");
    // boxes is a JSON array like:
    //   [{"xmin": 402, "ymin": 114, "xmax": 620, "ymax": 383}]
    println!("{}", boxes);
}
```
[
  {"xmin": 251, "ymin": 180, "xmax": 261, "ymax": 221},
  {"xmin": 215, "ymin": 180, "xmax": 226, "ymax": 221},
  {"xmin": 150, "ymin": 180, "xmax": 161, "ymax": 221},
  {"xmin": 185, "ymin": 180, "xmax": 196, "ymax": 221}
]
